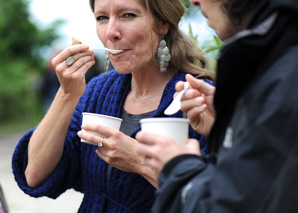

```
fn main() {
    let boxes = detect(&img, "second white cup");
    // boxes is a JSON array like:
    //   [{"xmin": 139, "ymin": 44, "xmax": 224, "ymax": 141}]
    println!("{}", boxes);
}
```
[
  {"xmin": 81, "ymin": 112, "xmax": 123, "ymax": 144},
  {"xmin": 140, "ymin": 118, "xmax": 189, "ymax": 144}
]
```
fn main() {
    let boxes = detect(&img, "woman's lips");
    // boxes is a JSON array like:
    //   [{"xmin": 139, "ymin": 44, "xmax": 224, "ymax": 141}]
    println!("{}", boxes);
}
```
[{"xmin": 111, "ymin": 49, "xmax": 127, "ymax": 56}]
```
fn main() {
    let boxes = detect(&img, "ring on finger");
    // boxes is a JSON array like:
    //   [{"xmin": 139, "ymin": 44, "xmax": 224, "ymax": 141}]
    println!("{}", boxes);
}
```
[
  {"xmin": 98, "ymin": 137, "xmax": 104, "ymax": 147},
  {"xmin": 66, "ymin": 56, "xmax": 75, "ymax": 66}
]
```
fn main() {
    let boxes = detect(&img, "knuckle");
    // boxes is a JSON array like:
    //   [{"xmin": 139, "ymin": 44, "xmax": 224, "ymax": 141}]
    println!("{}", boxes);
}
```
[
  {"xmin": 94, "ymin": 125, "xmax": 104, "ymax": 134},
  {"xmin": 65, "ymin": 48, "xmax": 73, "ymax": 56},
  {"xmin": 51, "ymin": 57, "xmax": 58, "ymax": 67},
  {"xmin": 109, "ymin": 142, "xmax": 117, "ymax": 151},
  {"xmin": 61, "ymin": 72, "xmax": 71, "ymax": 79},
  {"xmin": 113, "ymin": 131, "xmax": 122, "ymax": 139},
  {"xmin": 90, "ymin": 134, "xmax": 98, "ymax": 142},
  {"xmin": 55, "ymin": 64, "xmax": 64, "ymax": 74}
]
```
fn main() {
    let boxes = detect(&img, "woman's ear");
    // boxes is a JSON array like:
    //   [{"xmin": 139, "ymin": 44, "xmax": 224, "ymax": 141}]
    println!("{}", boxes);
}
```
[{"xmin": 158, "ymin": 22, "xmax": 170, "ymax": 35}]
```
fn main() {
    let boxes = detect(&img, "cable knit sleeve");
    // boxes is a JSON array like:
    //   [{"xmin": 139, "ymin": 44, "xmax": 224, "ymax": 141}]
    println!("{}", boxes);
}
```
[{"xmin": 11, "ymin": 78, "xmax": 100, "ymax": 199}]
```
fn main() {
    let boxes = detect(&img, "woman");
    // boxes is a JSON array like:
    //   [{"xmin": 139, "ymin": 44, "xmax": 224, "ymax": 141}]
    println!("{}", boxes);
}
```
[{"xmin": 12, "ymin": 0, "xmax": 214, "ymax": 212}]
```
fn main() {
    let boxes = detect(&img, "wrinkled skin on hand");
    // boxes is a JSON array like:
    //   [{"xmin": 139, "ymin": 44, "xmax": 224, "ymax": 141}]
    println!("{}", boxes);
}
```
[{"xmin": 136, "ymin": 131, "xmax": 201, "ymax": 178}]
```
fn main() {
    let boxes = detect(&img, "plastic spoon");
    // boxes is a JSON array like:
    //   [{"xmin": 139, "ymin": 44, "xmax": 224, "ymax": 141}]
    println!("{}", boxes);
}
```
[
  {"xmin": 164, "ymin": 82, "xmax": 190, "ymax": 115},
  {"xmin": 91, "ymin": 47, "xmax": 123, "ymax": 54}
]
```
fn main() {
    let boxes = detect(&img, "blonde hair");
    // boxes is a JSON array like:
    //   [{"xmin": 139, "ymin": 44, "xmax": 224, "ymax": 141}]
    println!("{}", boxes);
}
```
[{"xmin": 89, "ymin": 0, "xmax": 214, "ymax": 80}]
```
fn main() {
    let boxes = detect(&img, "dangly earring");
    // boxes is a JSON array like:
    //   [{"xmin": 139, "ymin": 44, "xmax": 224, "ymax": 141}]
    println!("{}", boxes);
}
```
[
  {"xmin": 157, "ymin": 34, "xmax": 171, "ymax": 73},
  {"xmin": 104, "ymin": 53, "xmax": 110, "ymax": 77}
]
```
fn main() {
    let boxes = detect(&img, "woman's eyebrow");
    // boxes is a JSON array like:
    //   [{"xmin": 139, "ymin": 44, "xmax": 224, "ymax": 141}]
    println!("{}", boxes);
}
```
[{"xmin": 94, "ymin": 7, "xmax": 142, "ymax": 16}]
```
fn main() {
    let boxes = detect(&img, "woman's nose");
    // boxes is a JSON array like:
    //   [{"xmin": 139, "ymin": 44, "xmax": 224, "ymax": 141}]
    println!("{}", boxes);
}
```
[
  {"xmin": 106, "ymin": 18, "xmax": 121, "ymax": 41},
  {"xmin": 190, "ymin": 0, "xmax": 201, "ymax": 7}
]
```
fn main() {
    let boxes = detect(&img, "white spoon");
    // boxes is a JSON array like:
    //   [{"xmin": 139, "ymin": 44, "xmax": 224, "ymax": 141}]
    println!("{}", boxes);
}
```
[
  {"xmin": 91, "ymin": 47, "xmax": 123, "ymax": 54},
  {"xmin": 164, "ymin": 82, "xmax": 190, "ymax": 115}
]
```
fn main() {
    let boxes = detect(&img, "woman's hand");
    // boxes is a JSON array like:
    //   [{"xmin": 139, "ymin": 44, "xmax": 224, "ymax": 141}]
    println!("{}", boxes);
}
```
[
  {"xmin": 52, "ymin": 37, "xmax": 95, "ymax": 101},
  {"xmin": 77, "ymin": 123, "xmax": 159, "ymax": 187},
  {"xmin": 77, "ymin": 123, "xmax": 146, "ymax": 173},
  {"xmin": 176, "ymin": 74, "xmax": 216, "ymax": 136}
]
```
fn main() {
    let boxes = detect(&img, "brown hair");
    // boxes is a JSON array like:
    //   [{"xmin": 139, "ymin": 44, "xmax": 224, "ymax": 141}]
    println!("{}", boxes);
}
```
[
  {"xmin": 213, "ymin": 0, "xmax": 263, "ymax": 27},
  {"xmin": 89, "ymin": 0, "xmax": 214, "ymax": 80}
]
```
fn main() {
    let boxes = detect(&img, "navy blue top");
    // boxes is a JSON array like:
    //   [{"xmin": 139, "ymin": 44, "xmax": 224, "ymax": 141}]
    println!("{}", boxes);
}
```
[{"xmin": 12, "ymin": 70, "xmax": 213, "ymax": 212}]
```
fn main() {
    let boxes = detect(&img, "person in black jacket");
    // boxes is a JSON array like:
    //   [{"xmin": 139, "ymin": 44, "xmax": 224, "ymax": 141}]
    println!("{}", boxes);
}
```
[{"xmin": 136, "ymin": 0, "xmax": 298, "ymax": 212}]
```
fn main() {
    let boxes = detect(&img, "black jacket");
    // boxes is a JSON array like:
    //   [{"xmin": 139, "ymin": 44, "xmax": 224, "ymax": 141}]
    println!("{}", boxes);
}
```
[{"xmin": 153, "ymin": 0, "xmax": 298, "ymax": 212}]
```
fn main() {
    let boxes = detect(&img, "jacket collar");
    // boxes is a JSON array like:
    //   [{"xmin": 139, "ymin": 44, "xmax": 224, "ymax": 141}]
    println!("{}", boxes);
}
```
[{"xmin": 208, "ymin": 2, "xmax": 298, "ymax": 155}]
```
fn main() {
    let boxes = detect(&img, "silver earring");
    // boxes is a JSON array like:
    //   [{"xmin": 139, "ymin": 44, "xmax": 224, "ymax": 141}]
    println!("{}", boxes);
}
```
[
  {"xmin": 157, "ymin": 35, "xmax": 171, "ymax": 73},
  {"xmin": 104, "ymin": 54, "xmax": 110, "ymax": 77}
]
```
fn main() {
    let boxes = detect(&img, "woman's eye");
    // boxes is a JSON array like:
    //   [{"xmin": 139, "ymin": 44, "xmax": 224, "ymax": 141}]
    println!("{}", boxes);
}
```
[
  {"xmin": 124, "ymin": 13, "xmax": 136, "ymax": 18},
  {"xmin": 96, "ymin": 16, "xmax": 108, "ymax": 21}
]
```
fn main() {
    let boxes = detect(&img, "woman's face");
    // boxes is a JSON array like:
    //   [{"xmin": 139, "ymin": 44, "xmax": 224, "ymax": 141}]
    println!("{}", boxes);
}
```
[{"xmin": 94, "ymin": 0, "xmax": 162, "ymax": 74}]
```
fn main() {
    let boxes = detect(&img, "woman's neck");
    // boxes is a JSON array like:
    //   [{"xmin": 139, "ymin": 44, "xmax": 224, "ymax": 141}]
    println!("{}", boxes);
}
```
[
  {"xmin": 123, "ymin": 67, "xmax": 176, "ymax": 114},
  {"xmin": 131, "ymin": 67, "xmax": 176, "ymax": 98}
]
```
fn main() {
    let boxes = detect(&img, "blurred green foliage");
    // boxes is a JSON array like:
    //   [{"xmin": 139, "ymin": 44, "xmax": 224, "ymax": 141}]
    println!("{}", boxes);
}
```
[
  {"xmin": 200, "ymin": 35, "xmax": 222, "ymax": 73},
  {"xmin": 188, "ymin": 24, "xmax": 222, "ymax": 73},
  {"xmin": 182, "ymin": 0, "xmax": 191, "ymax": 10},
  {"xmin": 184, "ymin": 3, "xmax": 222, "ymax": 74},
  {"xmin": 0, "ymin": 0, "xmax": 63, "ymax": 128}
]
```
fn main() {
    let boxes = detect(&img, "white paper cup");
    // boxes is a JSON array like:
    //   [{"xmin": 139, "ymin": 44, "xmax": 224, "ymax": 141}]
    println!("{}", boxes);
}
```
[
  {"xmin": 81, "ymin": 112, "xmax": 123, "ymax": 144},
  {"xmin": 140, "ymin": 118, "xmax": 189, "ymax": 144}
]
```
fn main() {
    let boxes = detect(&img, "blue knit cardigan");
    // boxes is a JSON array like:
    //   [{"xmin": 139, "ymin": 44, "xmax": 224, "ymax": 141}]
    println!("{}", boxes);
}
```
[{"xmin": 12, "ymin": 70, "xmax": 211, "ymax": 212}]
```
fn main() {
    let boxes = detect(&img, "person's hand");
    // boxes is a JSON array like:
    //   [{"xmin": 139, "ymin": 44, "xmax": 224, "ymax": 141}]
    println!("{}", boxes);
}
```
[
  {"xmin": 136, "ymin": 131, "xmax": 201, "ymax": 178},
  {"xmin": 77, "ymin": 123, "xmax": 145, "ymax": 173},
  {"xmin": 175, "ymin": 74, "xmax": 216, "ymax": 136},
  {"xmin": 52, "ymin": 37, "xmax": 95, "ymax": 101}
]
